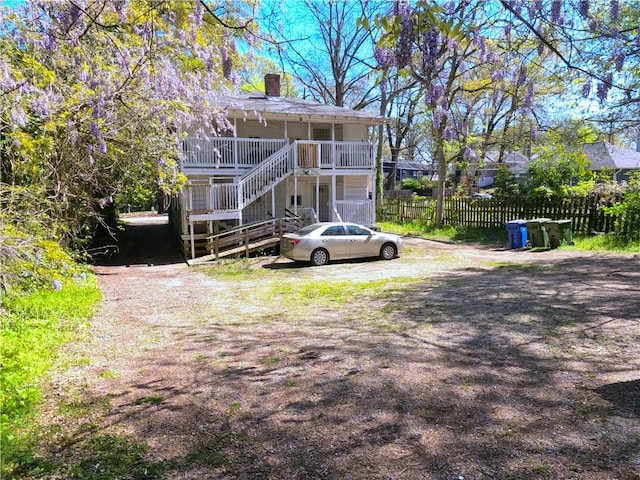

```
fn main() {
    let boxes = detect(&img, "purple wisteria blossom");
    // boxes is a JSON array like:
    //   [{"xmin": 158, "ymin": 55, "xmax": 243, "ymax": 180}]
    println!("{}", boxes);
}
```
[
  {"xmin": 491, "ymin": 68, "xmax": 507, "ymax": 83},
  {"xmin": 11, "ymin": 107, "xmax": 28, "ymax": 127},
  {"xmin": 578, "ymin": 0, "xmax": 590, "ymax": 18},
  {"xmin": 90, "ymin": 121, "xmax": 101, "ymax": 140},
  {"xmin": 551, "ymin": 0, "xmax": 562, "ymax": 23},
  {"xmin": 524, "ymin": 81, "xmax": 534, "ymax": 107},
  {"xmin": 53, "ymin": 280, "xmax": 63, "ymax": 291},
  {"xmin": 194, "ymin": 1, "xmax": 204, "ymax": 27},
  {"xmin": 443, "ymin": 127, "xmax": 454, "ymax": 142},
  {"xmin": 610, "ymin": 0, "xmax": 619, "ymax": 22},
  {"xmin": 394, "ymin": 0, "xmax": 414, "ymax": 69},
  {"xmin": 515, "ymin": 65, "xmax": 527, "ymax": 86},
  {"xmin": 531, "ymin": 125, "xmax": 539, "ymax": 141},
  {"xmin": 374, "ymin": 47, "xmax": 395, "ymax": 70},
  {"xmin": 464, "ymin": 146, "xmax": 477, "ymax": 160},
  {"xmin": 432, "ymin": 108, "xmax": 442, "ymax": 130},
  {"xmin": 597, "ymin": 74, "xmax": 613, "ymax": 102},
  {"xmin": 221, "ymin": 47, "xmax": 232, "ymax": 80},
  {"xmin": 527, "ymin": 0, "xmax": 543, "ymax": 18}
]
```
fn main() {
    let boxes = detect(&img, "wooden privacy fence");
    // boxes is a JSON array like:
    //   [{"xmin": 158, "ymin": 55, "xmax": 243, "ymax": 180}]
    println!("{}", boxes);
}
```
[{"xmin": 379, "ymin": 195, "xmax": 639, "ymax": 238}]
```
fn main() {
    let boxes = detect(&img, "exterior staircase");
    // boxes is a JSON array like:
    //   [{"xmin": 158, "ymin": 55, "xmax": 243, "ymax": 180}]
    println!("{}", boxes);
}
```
[{"xmin": 187, "ymin": 143, "xmax": 295, "ymax": 222}]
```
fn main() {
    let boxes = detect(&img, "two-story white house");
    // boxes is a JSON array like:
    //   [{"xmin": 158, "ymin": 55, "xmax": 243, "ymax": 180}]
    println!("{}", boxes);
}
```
[{"xmin": 169, "ymin": 75, "xmax": 385, "ymax": 259}]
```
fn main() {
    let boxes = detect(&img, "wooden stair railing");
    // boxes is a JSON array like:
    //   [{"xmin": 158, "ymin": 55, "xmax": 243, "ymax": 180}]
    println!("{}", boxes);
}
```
[{"xmin": 187, "ymin": 216, "xmax": 303, "ymax": 264}]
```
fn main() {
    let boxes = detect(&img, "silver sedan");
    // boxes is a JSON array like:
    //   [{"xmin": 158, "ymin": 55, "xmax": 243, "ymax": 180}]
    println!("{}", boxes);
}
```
[{"xmin": 280, "ymin": 222, "xmax": 403, "ymax": 266}]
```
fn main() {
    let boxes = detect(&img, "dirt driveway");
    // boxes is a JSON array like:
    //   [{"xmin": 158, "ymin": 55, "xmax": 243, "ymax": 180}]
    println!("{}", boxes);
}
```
[{"xmin": 43, "ymin": 218, "xmax": 640, "ymax": 479}]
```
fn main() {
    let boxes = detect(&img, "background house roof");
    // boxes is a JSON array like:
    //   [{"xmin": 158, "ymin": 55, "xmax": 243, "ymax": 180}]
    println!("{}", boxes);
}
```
[
  {"xmin": 211, "ymin": 94, "xmax": 386, "ymax": 125},
  {"xmin": 384, "ymin": 160, "xmax": 434, "ymax": 171},
  {"xmin": 482, "ymin": 150, "xmax": 531, "ymax": 175},
  {"xmin": 583, "ymin": 141, "xmax": 640, "ymax": 170}
]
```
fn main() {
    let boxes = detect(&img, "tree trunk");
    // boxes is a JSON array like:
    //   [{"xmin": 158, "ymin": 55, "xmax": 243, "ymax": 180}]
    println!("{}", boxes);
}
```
[
  {"xmin": 375, "ymin": 123, "xmax": 385, "ymax": 210},
  {"xmin": 435, "ymin": 144, "xmax": 447, "ymax": 227}
]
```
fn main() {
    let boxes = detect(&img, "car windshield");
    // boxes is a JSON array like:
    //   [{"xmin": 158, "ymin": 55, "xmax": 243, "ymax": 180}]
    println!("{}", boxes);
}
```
[{"xmin": 294, "ymin": 224, "xmax": 324, "ymax": 236}]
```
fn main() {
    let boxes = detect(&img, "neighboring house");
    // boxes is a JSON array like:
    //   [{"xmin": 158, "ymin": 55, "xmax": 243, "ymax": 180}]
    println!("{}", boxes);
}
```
[
  {"xmin": 583, "ymin": 141, "xmax": 640, "ymax": 182},
  {"xmin": 383, "ymin": 160, "xmax": 436, "ymax": 182},
  {"xmin": 170, "ymin": 74, "xmax": 385, "ymax": 258},
  {"xmin": 476, "ymin": 150, "xmax": 531, "ymax": 187}
]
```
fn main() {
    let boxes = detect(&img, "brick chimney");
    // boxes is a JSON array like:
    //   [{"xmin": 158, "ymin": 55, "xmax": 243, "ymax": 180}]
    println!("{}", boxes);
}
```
[{"xmin": 265, "ymin": 74, "xmax": 281, "ymax": 97}]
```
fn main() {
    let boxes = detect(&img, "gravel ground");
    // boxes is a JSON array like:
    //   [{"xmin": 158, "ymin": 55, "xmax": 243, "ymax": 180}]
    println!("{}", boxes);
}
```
[{"xmin": 39, "ymin": 216, "xmax": 640, "ymax": 480}]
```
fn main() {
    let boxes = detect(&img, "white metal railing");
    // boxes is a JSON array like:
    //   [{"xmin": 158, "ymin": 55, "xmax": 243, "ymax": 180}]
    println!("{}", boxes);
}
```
[
  {"xmin": 182, "ymin": 137, "xmax": 287, "ymax": 169},
  {"xmin": 336, "ymin": 200, "xmax": 375, "ymax": 225}
]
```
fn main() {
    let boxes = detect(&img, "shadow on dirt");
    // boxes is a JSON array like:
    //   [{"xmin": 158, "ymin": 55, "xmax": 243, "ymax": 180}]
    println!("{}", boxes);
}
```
[
  {"xmin": 595, "ymin": 379, "xmax": 640, "ymax": 418},
  {"xmin": 92, "ymin": 215, "xmax": 184, "ymax": 266}
]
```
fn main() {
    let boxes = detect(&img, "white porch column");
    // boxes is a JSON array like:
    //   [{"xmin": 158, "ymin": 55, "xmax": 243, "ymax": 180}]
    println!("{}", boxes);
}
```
[
  {"xmin": 331, "ymin": 175, "xmax": 337, "ymax": 221},
  {"xmin": 371, "ymin": 173, "xmax": 376, "ymax": 223},
  {"xmin": 236, "ymin": 177, "xmax": 243, "ymax": 226},
  {"xmin": 294, "ymin": 176, "xmax": 298, "ymax": 215},
  {"xmin": 233, "ymin": 118, "xmax": 238, "ymax": 169},
  {"xmin": 190, "ymin": 221, "xmax": 195, "ymax": 259},
  {"xmin": 315, "ymin": 176, "xmax": 320, "ymax": 221}
]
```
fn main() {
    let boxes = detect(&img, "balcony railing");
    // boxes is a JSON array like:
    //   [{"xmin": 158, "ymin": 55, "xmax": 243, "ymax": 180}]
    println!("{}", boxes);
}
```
[
  {"xmin": 182, "ymin": 138, "xmax": 287, "ymax": 170},
  {"xmin": 186, "ymin": 182, "xmax": 240, "ymax": 214},
  {"xmin": 182, "ymin": 138, "xmax": 374, "ymax": 171}
]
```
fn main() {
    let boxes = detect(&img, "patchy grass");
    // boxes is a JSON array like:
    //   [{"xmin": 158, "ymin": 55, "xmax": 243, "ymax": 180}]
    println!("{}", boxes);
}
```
[
  {"xmin": 378, "ymin": 221, "xmax": 507, "ymax": 246},
  {"xmin": 1, "ymin": 277, "xmax": 101, "ymax": 478},
  {"xmin": 567, "ymin": 233, "xmax": 640, "ymax": 253}
]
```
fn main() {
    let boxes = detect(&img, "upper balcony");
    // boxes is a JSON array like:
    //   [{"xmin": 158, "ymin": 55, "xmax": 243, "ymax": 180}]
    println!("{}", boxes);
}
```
[{"xmin": 181, "ymin": 137, "xmax": 375, "ymax": 175}]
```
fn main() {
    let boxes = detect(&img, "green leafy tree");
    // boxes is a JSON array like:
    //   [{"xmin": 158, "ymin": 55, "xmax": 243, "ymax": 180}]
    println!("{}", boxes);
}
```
[
  {"xmin": 492, "ymin": 166, "xmax": 523, "ymax": 200},
  {"xmin": 528, "ymin": 131, "xmax": 594, "ymax": 200}
]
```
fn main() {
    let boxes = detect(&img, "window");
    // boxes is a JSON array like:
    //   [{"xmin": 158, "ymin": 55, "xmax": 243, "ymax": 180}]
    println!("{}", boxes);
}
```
[
  {"xmin": 347, "ymin": 225, "xmax": 371, "ymax": 236},
  {"xmin": 313, "ymin": 128, "xmax": 331, "ymax": 141},
  {"xmin": 296, "ymin": 224, "xmax": 323, "ymax": 235},
  {"xmin": 321, "ymin": 225, "xmax": 347, "ymax": 236},
  {"xmin": 290, "ymin": 195, "xmax": 302, "ymax": 206}
]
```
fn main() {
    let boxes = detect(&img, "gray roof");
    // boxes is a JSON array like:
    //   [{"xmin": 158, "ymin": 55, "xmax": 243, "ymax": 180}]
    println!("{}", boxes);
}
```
[
  {"xmin": 483, "ymin": 150, "xmax": 531, "ymax": 174},
  {"xmin": 385, "ymin": 160, "xmax": 434, "ymax": 170},
  {"xmin": 584, "ymin": 141, "xmax": 640, "ymax": 170},
  {"xmin": 211, "ymin": 94, "xmax": 386, "ymax": 125}
]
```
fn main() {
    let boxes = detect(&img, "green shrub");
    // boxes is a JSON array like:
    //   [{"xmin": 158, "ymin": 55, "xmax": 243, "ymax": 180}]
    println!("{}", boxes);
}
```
[
  {"xmin": 1, "ymin": 225, "xmax": 89, "ymax": 294},
  {"xmin": 602, "ymin": 172, "xmax": 640, "ymax": 241}
]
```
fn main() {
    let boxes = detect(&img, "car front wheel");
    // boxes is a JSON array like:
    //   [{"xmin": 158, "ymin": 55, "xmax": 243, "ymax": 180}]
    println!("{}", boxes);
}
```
[
  {"xmin": 380, "ymin": 243, "xmax": 397, "ymax": 260},
  {"xmin": 310, "ymin": 248, "xmax": 329, "ymax": 266}
]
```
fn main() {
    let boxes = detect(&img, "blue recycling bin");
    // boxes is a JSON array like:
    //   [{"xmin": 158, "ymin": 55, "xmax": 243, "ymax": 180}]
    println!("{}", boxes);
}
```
[{"xmin": 505, "ymin": 219, "xmax": 528, "ymax": 249}]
